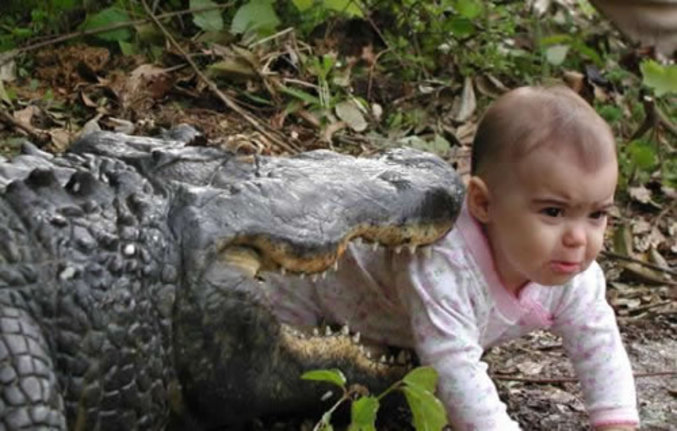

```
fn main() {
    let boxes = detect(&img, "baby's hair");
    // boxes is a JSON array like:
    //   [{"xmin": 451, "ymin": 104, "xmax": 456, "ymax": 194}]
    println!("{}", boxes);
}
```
[{"xmin": 470, "ymin": 85, "xmax": 616, "ymax": 181}]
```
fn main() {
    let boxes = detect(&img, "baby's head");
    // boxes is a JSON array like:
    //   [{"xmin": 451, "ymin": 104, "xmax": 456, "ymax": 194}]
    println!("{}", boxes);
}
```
[{"xmin": 467, "ymin": 86, "xmax": 618, "ymax": 292}]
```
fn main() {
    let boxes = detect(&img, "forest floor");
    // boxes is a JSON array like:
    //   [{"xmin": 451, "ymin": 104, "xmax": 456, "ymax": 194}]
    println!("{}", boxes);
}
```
[{"xmin": 0, "ymin": 1, "xmax": 674, "ymax": 429}]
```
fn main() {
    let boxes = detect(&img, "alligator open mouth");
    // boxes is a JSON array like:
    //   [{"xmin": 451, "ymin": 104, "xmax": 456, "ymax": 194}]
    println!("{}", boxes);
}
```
[{"xmin": 198, "ymin": 147, "xmax": 465, "ymax": 382}]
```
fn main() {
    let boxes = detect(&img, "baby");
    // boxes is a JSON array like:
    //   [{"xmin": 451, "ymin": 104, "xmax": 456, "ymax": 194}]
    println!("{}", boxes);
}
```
[{"xmin": 266, "ymin": 86, "xmax": 638, "ymax": 430}]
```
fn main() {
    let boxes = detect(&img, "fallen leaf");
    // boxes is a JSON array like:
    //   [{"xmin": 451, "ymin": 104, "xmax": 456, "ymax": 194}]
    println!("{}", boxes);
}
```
[
  {"xmin": 475, "ymin": 74, "xmax": 508, "ymax": 98},
  {"xmin": 335, "ymin": 100, "xmax": 367, "ymax": 132},
  {"xmin": 515, "ymin": 361, "xmax": 544, "ymax": 376},
  {"xmin": 628, "ymin": 185, "xmax": 653, "ymax": 204},
  {"xmin": 48, "ymin": 128, "xmax": 72, "ymax": 152},
  {"xmin": 545, "ymin": 44, "xmax": 570, "ymax": 66},
  {"xmin": 0, "ymin": 79, "xmax": 12, "ymax": 106},
  {"xmin": 452, "ymin": 76, "xmax": 476, "ymax": 122},
  {"xmin": 621, "ymin": 262, "xmax": 674, "ymax": 285},
  {"xmin": 612, "ymin": 223, "xmax": 635, "ymax": 257},
  {"xmin": 13, "ymin": 105, "xmax": 40, "ymax": 128}
]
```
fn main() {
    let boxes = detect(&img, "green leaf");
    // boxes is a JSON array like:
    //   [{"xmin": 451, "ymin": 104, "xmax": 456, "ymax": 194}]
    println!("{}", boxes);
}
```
[
  {"xmin": 191, "ymin": 0, "xmax": 224, "ymax": 32},
  {"xmin": 279, "ymin": 85, "xmax": 321, "ymax": 105},
  {"xmin": 81, "ymin": 7, "xmax": 132, "ymax": 42},
  {"xmin": 449, "ymin": 17, "xmax": 474, "ymax": 37},
  {"xmin": 301, "ymin": 369, "xmax": 347, "ymax": 388},
  {"xmin": 293, "ymin": 0, "xmax": 314, "ymax": 12},
  {"xmin": 53, "ymin": 0, "xmax": 77, "ymax": 10},
  {"xmin": 118, "ymin": 40, "xmax": 138, "ymax": 56},
  {"xmin": 322, "ymin": 0, "xmax": 364, "ymax": 17},
  {"xmin": 231, "ymin": 0, "xmax": 281, "ymax": 35},
  {"xmin": 640, "ymin": 60, "xmax": 677, "ymax": 96},
  {"xmin": 626, "ymin": 140, "xmax": 657, "ymax": 171},
  {"xmin": 455, "ymin": 0, "xmax": 483, "ymax": 19},
  {"xmin": 545, "ymin": 44, "xmax": 569, "ymax": 66},
  {"xmin": 349, "ymin": 396, "xmax": 379, "ymax": 431},
  {"xmin": 401, "ymin": 385, "xmax": 448, "ymax": 431},
  {"xmin": 403, "ymin": 366, "xmax": 438, "ymax": 393}
]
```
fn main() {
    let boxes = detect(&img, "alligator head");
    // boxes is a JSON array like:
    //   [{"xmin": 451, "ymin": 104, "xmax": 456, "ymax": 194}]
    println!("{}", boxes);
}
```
[{"xmin": 71, "ymin": 129, "xmax": 466, "ymax": 428}]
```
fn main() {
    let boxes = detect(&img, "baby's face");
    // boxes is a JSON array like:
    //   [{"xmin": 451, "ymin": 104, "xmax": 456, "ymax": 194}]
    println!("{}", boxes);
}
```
[{"xmin": 485, "ymin": 146, "xmax": 617, "ymax": 292}]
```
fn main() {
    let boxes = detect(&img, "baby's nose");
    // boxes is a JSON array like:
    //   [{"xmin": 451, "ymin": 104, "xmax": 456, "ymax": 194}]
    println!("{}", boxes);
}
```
[{"xmin": 562, "ymin": 224, "xmax": 587, "ymax": 248}]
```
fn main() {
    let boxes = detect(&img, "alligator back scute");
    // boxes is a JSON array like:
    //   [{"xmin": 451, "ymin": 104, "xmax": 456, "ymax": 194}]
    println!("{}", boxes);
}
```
[{"xmin": 0, "ymin": 152, "xmax": 179, "ymax": 430}]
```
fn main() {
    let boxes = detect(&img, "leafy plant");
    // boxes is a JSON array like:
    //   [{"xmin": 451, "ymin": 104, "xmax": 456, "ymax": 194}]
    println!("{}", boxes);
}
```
[
  {"xmin": 301, "ymin": 366, "xmax": 448, "ymax": 431},
  {"xmin": 640, "ymin": 60, "xmax": 677, "ymax": 97}
]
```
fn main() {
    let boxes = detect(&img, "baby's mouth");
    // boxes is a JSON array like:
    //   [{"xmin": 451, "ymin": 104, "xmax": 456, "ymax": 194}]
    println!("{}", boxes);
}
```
[{"xmin": 549, "ymin": 261, "xmax": 581, "ymax": 274}]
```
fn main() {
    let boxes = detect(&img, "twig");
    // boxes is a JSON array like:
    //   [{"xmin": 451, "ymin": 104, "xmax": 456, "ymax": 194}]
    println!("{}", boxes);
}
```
[
  {"xmin": 0, "ymin": 109, "xmax": 50, "ymax": 145},
  {"xmin": 248, "ymin": 27, "xmax": 295, "ymax": 48},
  {"xmin": 493, "ymin": 371, "xmax": 677, "ymax": 384},
  {"xmin": 0, "ymin": 4, "xmax": 234, "ymax": 68},
  {"xmin": 631, "ymin": 95, "xmax": 677, "ymax": 140},
  {"xmin": 140, "ymin": 0, "xmax": 300, "ymax": 154},
  {"xmin": 600, "ymin": 250, "xmax": 677, "ymax": 277},
  {"xmin": 655, "ymin": 102, "xmax": 677, "ymax": 137}
]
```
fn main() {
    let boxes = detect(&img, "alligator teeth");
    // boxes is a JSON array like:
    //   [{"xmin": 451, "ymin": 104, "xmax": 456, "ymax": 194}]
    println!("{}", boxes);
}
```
[
  {"xmin": 300, "ymin": 273, "xmax": 306, "ymax": 280},
  {"xmin": 352, "ymin": 332, "xmax": 361, "ymax": 344},
  {"xmin": 408, "ymin": 245, "xmax": 417, "ymax": 254},
  {"xmin": 394, "ymin": 246, "xmax": 402, "ymax": 254},
  {"xmin": 372, "ymin": 243, "xmax": 378, "ymax": 252},
  {"xmin": 388, "ymin": 355, "xmax": 395, "ymax": 364},
  {"xmin": 280, "ymin": 267, "xmax": 286, "ymax": 276},
  {"xmin": 332, "ymin": 261, "xmax": 339, "ymax": 272},
  {"xmin": 422, "ymin": 247, "xmax": 432, "ymax": 258},
  {"xmin": 397, "ymin": 350, "xmax": 407, "ymax": 365},
  {"xmin": 311, "ymin": 274, "xmax": 318, "ymax": 282},
  {"xmin": 321, "ymin": 271, "xmax": 327, "ymax": 280},
  {"xmin": 313, "ymin": 328, "xmax": 319, "ymax": 336},
  {"xmin": 321, "ymin": 391, "xmax": 333, "ymax": 401},
  {"xmin": 341, "ymin": 325, "xmax": 350, "ymax": 336},
  {"xmin": 325, "ymin": 326, "xmax": 332, "ymax": 336},
  {"xmin": 365, "ymin": 351, "xmax": 371, "ymax": 359},
  {"xmin": 354, "ymin": 237, "xmax": 362, "ymax": 245},
  {"xmin": 380, "ymin": 355, "xmax": 387, "ymax": 363}
]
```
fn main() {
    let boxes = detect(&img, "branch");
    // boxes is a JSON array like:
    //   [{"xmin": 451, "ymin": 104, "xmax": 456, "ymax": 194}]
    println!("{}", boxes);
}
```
[
  {"xmin": 0, "ymin": 108, "xmax": 50, "ymax": 145},
  {"xmin": 140, "ymin": 0, "xmax": 300, "ymax": 154},
  {"xmin": 600, "ymin": 250, "xmax": 677, "ymax": 277}
]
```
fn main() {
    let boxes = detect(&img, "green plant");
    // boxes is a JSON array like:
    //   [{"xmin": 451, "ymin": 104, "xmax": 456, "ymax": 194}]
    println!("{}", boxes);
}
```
[{"xmin": 301, "ymin": 366, "xmax": 448, "ymax": 431}]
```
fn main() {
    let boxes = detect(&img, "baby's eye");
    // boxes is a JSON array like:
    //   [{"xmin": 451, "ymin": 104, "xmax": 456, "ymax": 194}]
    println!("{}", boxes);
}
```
[
  {"xmin": 541, "ymin": 207, "xmax": 564, "ymax": 217},
  {"xmin": 589, "ymin": 210, "xmax": 608, "ymax": 220}
]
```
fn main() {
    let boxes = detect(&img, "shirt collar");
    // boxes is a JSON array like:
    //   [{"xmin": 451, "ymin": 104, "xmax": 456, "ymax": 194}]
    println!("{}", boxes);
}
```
[{"xmin": 455, "ymin": 198, "xmax": 539, "ymax": 322}]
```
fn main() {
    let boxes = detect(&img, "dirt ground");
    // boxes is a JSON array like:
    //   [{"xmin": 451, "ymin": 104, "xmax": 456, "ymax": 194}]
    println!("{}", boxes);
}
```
[{"xmin": 490, "ymin": 318, "xmax": 676, "ymax": 431}]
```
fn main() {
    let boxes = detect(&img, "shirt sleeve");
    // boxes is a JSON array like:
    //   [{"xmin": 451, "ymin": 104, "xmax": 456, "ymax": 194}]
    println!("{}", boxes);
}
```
[
  {"xmin": 551, "ymin": 262, "xmax": 639, "ymax": 428},
  {"xmin": 401, "ymin": 255, "xmax": 521, "ymax": 431}
]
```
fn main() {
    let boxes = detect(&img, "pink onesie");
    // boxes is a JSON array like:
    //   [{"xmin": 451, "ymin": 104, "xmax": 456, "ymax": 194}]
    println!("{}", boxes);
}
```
[{"xmin": 263, "ymin": 202, "xmax": 639, "ymax": 430}]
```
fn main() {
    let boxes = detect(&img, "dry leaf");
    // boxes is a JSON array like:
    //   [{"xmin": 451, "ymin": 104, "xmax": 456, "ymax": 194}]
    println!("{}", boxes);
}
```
[
  {"xmin": 628, "ymin": 186, "xmax": 653, "ymax": 204},
  {"xmin": 48, "ymin": 128, "xmax": 72, "ymax": 152},
  {"xmin": 515, "ymin": 361, "xmax": 545, "ymax": 376},
  {"xmin": 13, "ymin": 105, "xmax": 40, "ymax": 128},
  {"xmin": 335, "ymin": 100, "xmax": 367, "ymax": 132},
  {"xmin": 452, "ymin": 76, "xmax": 476, "ymax": 122}
]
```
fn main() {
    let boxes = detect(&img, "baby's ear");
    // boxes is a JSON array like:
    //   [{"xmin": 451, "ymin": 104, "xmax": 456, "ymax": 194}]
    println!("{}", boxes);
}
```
[{"xmin": 467, "ymin": 176, "xmax": 491, "ymax": 223}]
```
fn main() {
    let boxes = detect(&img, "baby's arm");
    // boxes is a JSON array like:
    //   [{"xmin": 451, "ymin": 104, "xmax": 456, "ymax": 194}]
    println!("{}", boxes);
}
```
[
  {"xmin": 405, "ymin": 284, "xmax": 520, "ymax": 430},
  {"xmin": 552, "ymin": 262, "xmax": 639, "ymax": 429}
]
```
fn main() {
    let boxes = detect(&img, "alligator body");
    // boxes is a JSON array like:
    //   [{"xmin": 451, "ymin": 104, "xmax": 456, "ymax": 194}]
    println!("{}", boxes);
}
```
[{"xmin": 0, "ymin": 128, "xmax": 464, "ymax": 430}]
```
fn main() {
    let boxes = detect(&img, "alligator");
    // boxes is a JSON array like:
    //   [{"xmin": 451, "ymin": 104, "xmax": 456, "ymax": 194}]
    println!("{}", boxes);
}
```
[{"xmin": 0, "ymin": 126, "xmax": 464, "ymax": 430}]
